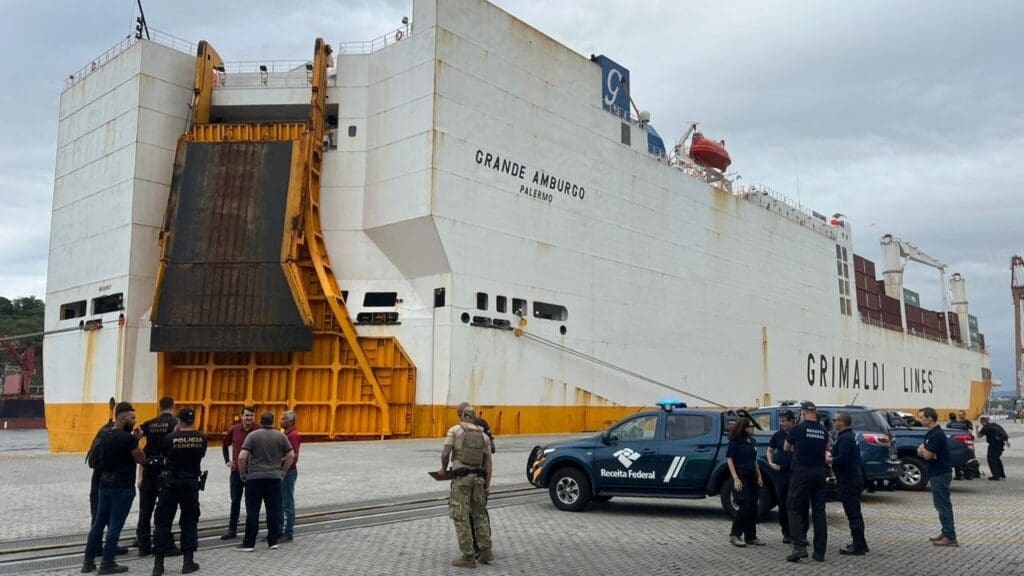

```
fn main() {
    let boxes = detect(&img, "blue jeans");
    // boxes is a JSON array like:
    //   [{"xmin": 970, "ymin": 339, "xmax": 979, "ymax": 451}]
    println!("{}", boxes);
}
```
[
  {"xmin": 929, "ymin": 471, "xmax": 956, "ymax": 540},
  {"xmin": 281, "ymin": 469, "xmax": 298, "ymax": 537},
  {"xmin": 84, "ymin": 486, "xmax": 136, "ymax": 565}
]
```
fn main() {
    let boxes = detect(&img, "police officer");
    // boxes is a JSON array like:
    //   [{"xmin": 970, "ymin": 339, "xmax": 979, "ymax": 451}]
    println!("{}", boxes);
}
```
[
  {"xmin": 977, "ymin": 417, "xmax": 1009, "ymax": 480},
  {"xmin": 830, "ymin": 411, "xmax": 868, "ymax": 555},
  {"xmin": 136, "ymin": 396, "xmax": 178, "ymax": 557},
  {"xmin": 440, "ymin": 404, "xmax": 493, "ymax": 568},
  {"xmin": 152, "ymin": 408, "xmax": 207, "ymax": 576},
  {"xmin": 767, "ymin": 410, "xmax": 799, "ymax": 544},
  {"xmin": 784, "ymin": 401, "xmax": 829, "ymax": 562}
]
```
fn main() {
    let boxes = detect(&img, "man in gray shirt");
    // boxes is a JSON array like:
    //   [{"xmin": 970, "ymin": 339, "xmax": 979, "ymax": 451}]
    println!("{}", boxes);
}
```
[{"xmin": 237, "ymin": 412, "xmax": 294, "ymax": 551}]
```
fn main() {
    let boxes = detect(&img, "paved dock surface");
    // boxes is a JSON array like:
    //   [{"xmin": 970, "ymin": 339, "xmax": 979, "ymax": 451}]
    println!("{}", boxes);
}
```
[{"xmin": 3, "ymin": 421, "xmax": 1024, "ymax": 575}]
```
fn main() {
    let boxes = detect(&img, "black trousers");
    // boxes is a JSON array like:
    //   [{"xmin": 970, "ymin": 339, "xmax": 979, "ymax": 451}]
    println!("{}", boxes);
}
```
[
  {"xmin": 228, "ymin": 471, "xmax": 245, "ymax": 534},
  {"xmin": 154, "ymin": 477, "xmax": 201, "ymax": 553},
  {"xmin": 837, "ymin": 475, "xmax": 866, "ymax": 549},
  {"xmin": 243, "ymin": 478, "xmax": 283, "ymax": 548},
  {"xmin": 988, "ymin": 444, "xmax": 1006, "ymax": 479},
  {"xmin": 775, "ymin": 472, "xmax": 792, "ymax": 538},
  {"xmin": 787, "ymin": 465, "xmax": 827, "ymax": 555},
  {"xmin": 135, "ymin": 468, "xmax": 160, "ymax": 549},
  {"xmin": 730, "ymin": 468, "xmax": 759, "ymax": 540},
  {"xmin": 90, "ymin": 469, "xmax": 101, "ymax": 521}
]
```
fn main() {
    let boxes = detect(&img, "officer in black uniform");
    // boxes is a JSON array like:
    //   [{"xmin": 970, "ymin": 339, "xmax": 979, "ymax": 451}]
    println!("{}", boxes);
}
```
[
  {"xmin": 151, "ymin": 407, "xmax": 207, "ymax": 576},
  {"xmin": 830, "ymin": 411, "xmax": 868, "ymax": 555},
  {"xmin": 767, "ymin": 410, "xmax": 800, "ymax": 543},
  {"xmin": 136, "ymin": 396, "xmax": 178, "ymax": 556},
  {"xmin": 784, "ymin": 401, "xmax": 829, "ymax": 563}
]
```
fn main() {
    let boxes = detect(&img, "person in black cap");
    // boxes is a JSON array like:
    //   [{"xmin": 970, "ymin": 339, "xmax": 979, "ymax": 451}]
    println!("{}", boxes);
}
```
[
  {"xmin": 768, "ymin": 409, "xmax": 801, "ymax": 544},
  {"xmin": 784, "ymin": 401, "xmax": 829, "ymax": 563},
  {"xmin": 830, "ymin": 411, "xmax": 868, "ymax": 555},
  {"xmin": 151, "ymin": 407, "xmax": 207, "ymax": 576}
]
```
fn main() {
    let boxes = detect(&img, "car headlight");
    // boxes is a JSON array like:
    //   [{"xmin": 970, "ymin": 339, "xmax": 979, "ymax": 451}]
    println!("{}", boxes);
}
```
[{"xmin": 543, "ymin": 447, "xmax": 557, "ymax": 455}]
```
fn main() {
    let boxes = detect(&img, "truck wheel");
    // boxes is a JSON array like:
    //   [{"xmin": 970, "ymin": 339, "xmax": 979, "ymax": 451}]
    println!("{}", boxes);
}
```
[
  {"xmin": 549, "ymin": 468, "xmax": 592, "ymax": 512},
  {"xmin": 897, "ymin": 456, "xmax": 929, "ymax": 491}
]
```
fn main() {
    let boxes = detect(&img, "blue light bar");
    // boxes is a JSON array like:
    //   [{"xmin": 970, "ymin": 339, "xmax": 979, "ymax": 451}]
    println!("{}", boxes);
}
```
[{"xmin": 657, "ymin": 400, "xmax": 688, "ymax": 411}]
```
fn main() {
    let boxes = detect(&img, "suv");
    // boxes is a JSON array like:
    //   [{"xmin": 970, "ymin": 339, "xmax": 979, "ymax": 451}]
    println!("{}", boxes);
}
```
[
  {"xmin": 747, "ymin": 404, "xmax": 900, "ymax": 488},
  {"xmin": 526, "ymin": 403, "xmax": 780, "ymax": 519}
]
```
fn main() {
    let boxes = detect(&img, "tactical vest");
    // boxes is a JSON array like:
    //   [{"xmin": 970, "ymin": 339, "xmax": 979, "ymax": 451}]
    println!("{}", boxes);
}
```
[{"xmin": 454, "ymin": 423, "xmax": 487, "ymax": 468}]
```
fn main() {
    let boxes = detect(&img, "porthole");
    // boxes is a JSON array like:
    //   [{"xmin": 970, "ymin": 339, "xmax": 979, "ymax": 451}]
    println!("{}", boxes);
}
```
[{"xmin": 461, "ymin": 312, "xmax": 470, "ymax": 324}]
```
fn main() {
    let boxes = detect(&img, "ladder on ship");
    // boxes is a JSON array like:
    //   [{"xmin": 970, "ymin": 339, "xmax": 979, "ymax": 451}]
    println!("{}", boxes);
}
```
[{"xmin": 151, "ymin": 39, "xmax": 415, "ymax": 439}]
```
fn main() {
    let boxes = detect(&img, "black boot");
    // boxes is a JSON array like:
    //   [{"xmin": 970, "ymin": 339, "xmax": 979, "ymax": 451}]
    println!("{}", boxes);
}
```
[
  {"xmin": 182, "ymin": 551, "xmax": 200, "ymax": 574},
  {"xmin": 151, "ymin": 554, "xmax": 164, "ymax": 576}
]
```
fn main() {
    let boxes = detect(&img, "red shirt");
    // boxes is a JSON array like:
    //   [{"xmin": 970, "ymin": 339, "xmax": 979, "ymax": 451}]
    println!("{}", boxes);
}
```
[
  {"xmin": 223, "ymin": 423, "xmax": 254, "ymax": 471},
  {"xmin": 285, "ymin": 428, "xmax": 301, "ymax": 470}
]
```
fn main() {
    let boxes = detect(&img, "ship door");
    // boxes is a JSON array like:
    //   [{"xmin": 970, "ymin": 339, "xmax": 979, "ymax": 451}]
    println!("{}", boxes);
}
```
[
  {"xmin": 658, "ymin": 413, "xmax": 717, "ymax": 492},
  {"xmin": 593, "ymin": 413, "xmax": 661, "ymax": 490}
]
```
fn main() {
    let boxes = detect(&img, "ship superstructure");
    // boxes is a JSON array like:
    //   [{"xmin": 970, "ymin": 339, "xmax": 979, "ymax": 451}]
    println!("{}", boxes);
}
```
[{"xmin": 44, "ymin": 0, "xmax": 990, "ymax": 451}]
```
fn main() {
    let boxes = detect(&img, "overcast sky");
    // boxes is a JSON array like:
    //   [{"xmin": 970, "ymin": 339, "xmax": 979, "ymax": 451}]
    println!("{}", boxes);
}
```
[{"xmin": 0, "ymin": 0, "xmax": 1020, "ymax": 393}]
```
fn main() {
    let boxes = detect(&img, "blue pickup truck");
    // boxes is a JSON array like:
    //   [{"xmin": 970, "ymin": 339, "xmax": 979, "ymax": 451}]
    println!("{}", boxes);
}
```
[
  {"xmin": 526, "ymin": 402, "xmax": 779, "ymax": 519},
  {"xmin": 747, "ymin": 404, "xmax": 901, "ymax": 488}
]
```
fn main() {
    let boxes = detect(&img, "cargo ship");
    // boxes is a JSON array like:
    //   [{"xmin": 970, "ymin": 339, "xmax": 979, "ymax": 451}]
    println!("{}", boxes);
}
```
[{"xmin": 42, "ymin": 0, "xmax": 991, "ymax": 452}]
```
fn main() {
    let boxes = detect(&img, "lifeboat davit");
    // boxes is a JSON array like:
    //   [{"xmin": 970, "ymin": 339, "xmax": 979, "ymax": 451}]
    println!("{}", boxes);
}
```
[{"xmin": 688, "ymin": 133, "xmax": 731, "ymax": 171}]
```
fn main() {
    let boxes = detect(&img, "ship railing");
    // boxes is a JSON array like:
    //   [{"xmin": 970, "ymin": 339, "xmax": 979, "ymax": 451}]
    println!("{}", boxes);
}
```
[
  {"xmin": 338, "ymin": 24, "xmax": 411, "ymax": 54},
  {"xmin": 735, "ymin": 184, "xmax": 839, "ymax": 240},
  {"xmin": 860, "ymin": 312, "xmax": 977, "ymax": 349},
  {"xmin": 213, "ymin": 59, "xmax": 338, "ymax": 88},
  {"xmin": 64, "ymin": 28, "xmax": 196, "ymax": 90}
]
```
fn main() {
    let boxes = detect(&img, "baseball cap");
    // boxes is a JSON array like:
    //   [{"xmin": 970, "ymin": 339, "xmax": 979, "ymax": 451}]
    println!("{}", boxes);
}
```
[
  {"xmin": 800, "ymin": 401, "xmax": 817, "ymax": 411},
  {"xmin": 177, "ymin": 407, "xmax": 196, "ymax": 425}
]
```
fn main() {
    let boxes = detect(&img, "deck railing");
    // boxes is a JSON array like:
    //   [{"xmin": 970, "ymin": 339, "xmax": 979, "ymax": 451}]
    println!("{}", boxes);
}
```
[
  {"xmin": 64, "ymin": 29, "xmax": 196, "ymax": 90},
  {"xmin": 338, "ymin": 24, "xmax": 411, "ymax": 54}
]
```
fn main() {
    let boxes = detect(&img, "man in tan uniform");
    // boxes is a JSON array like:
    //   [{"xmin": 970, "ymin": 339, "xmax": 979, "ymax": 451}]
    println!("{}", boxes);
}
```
[{"xmin": 440, "ymin": 405, "xmax": 493, "ymax": 568}]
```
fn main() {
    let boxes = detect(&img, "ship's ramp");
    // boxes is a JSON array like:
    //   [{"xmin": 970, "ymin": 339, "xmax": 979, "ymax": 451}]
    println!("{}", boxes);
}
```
[
  {"xmin": 152, "ymin": 141, "xmax": 311, "ymax": 351},
  {"xmin": 150, "ymin": 40, "xmax": 414, "ymax": 439}
]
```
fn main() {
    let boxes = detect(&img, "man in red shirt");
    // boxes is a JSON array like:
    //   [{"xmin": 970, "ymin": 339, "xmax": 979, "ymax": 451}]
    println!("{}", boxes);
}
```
[
  {"xmin": 280, "ymin": 410, "xmax": 300, "ymax": 542},
  {"xmin": 220, "ymin": 406, "xmax": 255, "ymax": 540}
]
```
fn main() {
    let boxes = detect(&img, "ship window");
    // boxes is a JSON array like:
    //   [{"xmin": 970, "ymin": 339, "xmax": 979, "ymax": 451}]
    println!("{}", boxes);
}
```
[
  {"xmin": 496, "ymin": 295, "xmax": 507, "ymax": 313},
  {"xmin": 60, "ymin": 300, "xmax": 87, "ymax": 320},
  {"xmin": 348, "ymin": 125, "xmax": 357, "ymax": 137},
  {"xmin": 533, "ymin": 301, "xmax": 568, "ymax": 321},
  {"xmin": 620, "ymin": 123, "xmax": 631, "ymax": 146},
  {"xmin": 434, "ymin": 288, "xmax": 446, "ymax": 308},
  {"xmin": 842, "ymin": 247, "xmax": 848, "ymax": 260},
  {"xmin": 836, "ymin": 245, "xmax": 842, "ymax": 259},
  {"xmin": 363, "ymin": 292, "xmax": 397, "ymax": 307},
  {"xmin": 843, "ymin": 263, "xmax": 849, "ymax": 278},
  {"xmin": 512, "ymin": 298, "xmax": 528, "ymax": 316},
  {"xmin": 92, "ymin": 293, "xmax": 124, "ymax": 315},
  {"xmin": 476, "ymin": 292, "xmax": 488, "ymax": 311},
  {"xmin": 836, "ymin": 261, "xmax": 843, "ymax": 276}
]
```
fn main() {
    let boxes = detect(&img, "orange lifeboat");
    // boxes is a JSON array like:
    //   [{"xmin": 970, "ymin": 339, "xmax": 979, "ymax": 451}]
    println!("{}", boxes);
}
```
[{"xmin": 688, "ymin": 133, "xmax": 731, "ymax": 171}]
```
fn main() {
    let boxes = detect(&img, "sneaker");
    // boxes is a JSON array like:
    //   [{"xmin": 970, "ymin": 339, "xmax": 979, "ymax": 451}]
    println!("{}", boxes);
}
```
[
  {"xmin": 729, "ymin": 535, "xmax": 747, "ymax": 547},
  {"xmin": 477, "ymin": 549, "xmax": 494, "ymax": 564},
  {"xmin": 97, "ymin": 564, "xmax": 130, "ymax": 575},
  {"xmin": 786, "ymin": 549, "xmax": 808, "ymax": 562},
  {"xmin": 933, "ymin": 537, "xmax": 959, "ymax": 547},
  {"xmin": 451, "ymin": 556, "xmax": 476, "ymax": 568},
  {"xmin": 220, "ymin": 532, "xmax": 238, "ymax": 541},
  {"xmin": 181, "ymin": 561, "xmax": 200, "ymax": 574},
  {"xmin": 839, "ymin": 546, "xmax": 866, "ymax": 556},
  {"xmin": 269, "ymin": 544, "xmax": 279, "ymax": 550},
  {"xmin": 812, "ymin": 552, "xmax": 825, "ymax": 562},
  {"xmin": 81, "ymin": 560, "xmax": 97, "ymax": 573},
  {"xmin": 235, "ymin": 545, "xmax": 255, "ymax": 552},
  {"xmin": 745, "ymin": 539, "xmax": 766, "ymax": 547},
  {"xmin": 928, "ymin": 534, "xmax": 944, "ymax": 542},
  {"xmin": 115, "ymin": 547, "xmax": 130, "ymax": 556}
]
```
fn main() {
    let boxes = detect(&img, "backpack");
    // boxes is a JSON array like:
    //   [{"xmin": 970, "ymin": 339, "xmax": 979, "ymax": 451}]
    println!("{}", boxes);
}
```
[
  {"xmin": 455, "ymin": 423, "xmax": 487, "ymax": 468},
  {"xmin": 86, "ymin": 426, "xmax": 113, "ymax": 470}
]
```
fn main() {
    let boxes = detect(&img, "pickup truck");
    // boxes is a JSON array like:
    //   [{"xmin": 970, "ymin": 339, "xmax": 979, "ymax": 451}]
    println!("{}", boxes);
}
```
[
  {"xmin": 526, "ymin": 402, "xmax": 779, "ymax": 519},
  {"xmin": 748, "ymin": 404, "xmax": 901, "ymax": 488},
  {"xmin": 883, "ymin": 411, "xmax": 979, "ymax": 490}
]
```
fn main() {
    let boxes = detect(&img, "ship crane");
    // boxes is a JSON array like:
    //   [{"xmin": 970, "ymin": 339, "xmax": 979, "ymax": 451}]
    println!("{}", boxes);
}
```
[{"xmin": 880, "ymin": 234, "xmax": 953, "ymax": 343}]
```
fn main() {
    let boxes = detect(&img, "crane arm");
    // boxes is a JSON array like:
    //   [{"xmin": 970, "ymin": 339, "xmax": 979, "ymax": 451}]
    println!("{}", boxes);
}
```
[{"xmin": 882, "ymin": 234, "xmax": 946, "ymax": 272}]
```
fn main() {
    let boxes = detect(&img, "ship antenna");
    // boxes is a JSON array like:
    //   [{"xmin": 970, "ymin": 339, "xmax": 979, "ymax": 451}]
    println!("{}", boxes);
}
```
[{"xmin": 850, "ymin": 392, "xmax": 860, "ymax": 406}]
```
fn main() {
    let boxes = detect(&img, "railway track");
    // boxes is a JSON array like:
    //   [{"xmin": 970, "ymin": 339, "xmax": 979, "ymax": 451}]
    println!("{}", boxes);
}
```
[{"xmin": 0, "ymin": 486, "xmax": 542, "ymax": 574}]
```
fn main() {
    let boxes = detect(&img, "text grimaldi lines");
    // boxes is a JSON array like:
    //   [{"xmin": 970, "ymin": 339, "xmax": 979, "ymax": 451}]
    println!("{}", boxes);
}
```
[
  {"xmin": 474, "ymin": 149, "xmax": 585, "ymax": 204},
  {"xmin": 806, "ymin": 353, "xmax": 937, "ymax": 394}
]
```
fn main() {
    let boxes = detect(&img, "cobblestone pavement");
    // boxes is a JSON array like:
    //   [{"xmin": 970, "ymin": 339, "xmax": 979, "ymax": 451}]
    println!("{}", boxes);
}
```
[{"xmin": 9, "ymin": 421, "xmax": 1024, "ymax": 575}]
